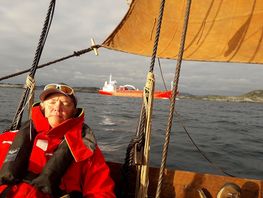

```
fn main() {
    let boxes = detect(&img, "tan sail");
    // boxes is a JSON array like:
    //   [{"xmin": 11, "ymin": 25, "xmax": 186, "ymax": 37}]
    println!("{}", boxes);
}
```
[{"xmin": 102, "ymin": 0, "xmax": 263, "ymax": 64}]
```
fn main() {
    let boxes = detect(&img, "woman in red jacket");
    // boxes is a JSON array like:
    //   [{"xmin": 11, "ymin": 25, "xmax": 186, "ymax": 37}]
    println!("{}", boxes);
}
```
[{"xmin": 0, "ymin": 83, "xmax": 116, "ymax": 197}]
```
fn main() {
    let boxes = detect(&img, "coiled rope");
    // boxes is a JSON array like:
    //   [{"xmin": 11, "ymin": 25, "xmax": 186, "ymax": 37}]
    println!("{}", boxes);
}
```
[{"xmin": 10, "ymin": 0, "xmax": 56, "ymax": 130}]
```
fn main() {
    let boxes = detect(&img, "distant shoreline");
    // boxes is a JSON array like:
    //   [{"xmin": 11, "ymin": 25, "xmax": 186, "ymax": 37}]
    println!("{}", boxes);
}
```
[
  {"xmin": 0, "ymin": 83, "xmax": 262, "ymax": 103},
  {"xmin": 178, "ymin": 92, "xmax": 263, "ymax": 103},
  {"xmin": 0, "ymin": 83, "xmax": 99, "ymax": 93}
]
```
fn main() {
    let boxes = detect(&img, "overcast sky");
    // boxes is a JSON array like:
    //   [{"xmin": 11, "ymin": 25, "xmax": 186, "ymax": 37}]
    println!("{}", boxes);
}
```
[{"xmin": 1, "ymin": 0, "xmax": 262, "ymax": 96}]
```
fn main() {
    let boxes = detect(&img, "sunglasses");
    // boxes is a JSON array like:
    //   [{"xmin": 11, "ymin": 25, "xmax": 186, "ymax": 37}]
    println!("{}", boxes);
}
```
[{"xmin": 44, "ymin": 84, "xmax": 74, "ymax": 95}]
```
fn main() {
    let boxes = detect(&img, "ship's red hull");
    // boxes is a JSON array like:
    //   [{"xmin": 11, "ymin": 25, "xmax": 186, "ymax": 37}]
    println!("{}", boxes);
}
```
[{"xmin": 98, "ymin": 90, "xmax": 172, "ymax": 99}]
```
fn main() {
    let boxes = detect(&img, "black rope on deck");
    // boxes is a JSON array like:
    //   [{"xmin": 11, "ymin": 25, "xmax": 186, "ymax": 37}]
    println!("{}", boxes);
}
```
[
  {"xmin": 9, "ymin": 0, "xmax": 56, "ymax": 130},
  {"xmin": 119, "ymin": 104, "xmax": 146, "ymax": 198},
  {"xmin": 0, "ymin": 45, "xmax": 100, "ymax": 82}
]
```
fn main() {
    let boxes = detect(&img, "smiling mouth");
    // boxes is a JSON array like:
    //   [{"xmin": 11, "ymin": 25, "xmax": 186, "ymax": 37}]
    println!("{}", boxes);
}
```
[{"xmin": 50, "ymin": 115, "xmax": 63, "ymax": 119}]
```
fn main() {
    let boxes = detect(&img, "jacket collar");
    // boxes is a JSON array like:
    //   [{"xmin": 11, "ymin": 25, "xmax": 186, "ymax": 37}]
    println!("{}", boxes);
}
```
[{"xmin": 31, "ymin": 103, "xmax": 94, "ymax": 162}]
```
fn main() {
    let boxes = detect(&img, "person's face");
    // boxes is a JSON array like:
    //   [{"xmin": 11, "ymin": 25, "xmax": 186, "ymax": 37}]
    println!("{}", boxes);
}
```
[{"xmin": 41, "ymin": 93, "xmax": 76, "ymax": 128}]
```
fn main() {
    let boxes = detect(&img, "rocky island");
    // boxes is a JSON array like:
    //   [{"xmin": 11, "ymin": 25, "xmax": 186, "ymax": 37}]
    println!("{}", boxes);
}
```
[{"xmin": 179, "ymin": 90, "xmax": 263, "ymax": 103}]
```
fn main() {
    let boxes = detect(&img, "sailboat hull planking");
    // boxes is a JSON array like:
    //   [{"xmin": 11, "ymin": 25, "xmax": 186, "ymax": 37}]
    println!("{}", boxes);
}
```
[{"xmin": 107, "ymin": 161, "xmax": 262, "ymax": 198}]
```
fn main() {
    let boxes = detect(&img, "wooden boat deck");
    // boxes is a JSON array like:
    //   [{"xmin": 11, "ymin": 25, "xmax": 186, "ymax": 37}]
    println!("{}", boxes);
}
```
[{"xmin": 107, "ymin": 162, "xmax": 263, "ymax": 198}]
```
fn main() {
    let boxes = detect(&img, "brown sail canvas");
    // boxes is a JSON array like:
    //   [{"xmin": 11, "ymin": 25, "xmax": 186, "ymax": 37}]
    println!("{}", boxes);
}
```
[{"xmin": 102, "ymin": 0, "xmax": 263, "ymax": 64}]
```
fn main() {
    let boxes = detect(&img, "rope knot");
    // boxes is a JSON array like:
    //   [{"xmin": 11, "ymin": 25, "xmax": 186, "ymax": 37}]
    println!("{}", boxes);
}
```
[
  {"xmin": 24, "ymin": 75, "xmax": 36, "ymax": 91},
  {"xmin": 73, "ymin": 51, "xmax": 81, "ymax": 56}
]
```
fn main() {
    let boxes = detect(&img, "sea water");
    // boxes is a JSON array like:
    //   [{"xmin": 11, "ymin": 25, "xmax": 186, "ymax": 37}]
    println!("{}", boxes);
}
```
[{"xmin": 0, "ymin": 87, "xmax": 262, "ymax": 180}]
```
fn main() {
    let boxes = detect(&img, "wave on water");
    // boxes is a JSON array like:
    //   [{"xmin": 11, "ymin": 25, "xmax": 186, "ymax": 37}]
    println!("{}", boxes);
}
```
[
  {"xmin": 99, "ymin": 143, "xmax": 125, "ymax": 152},
  {"xmin": 99, "ymin": 115, "xmax": 117, "ymax": 126},
  {"xmin": 1, "ymin": 88, "xmax": 263, "ymax": 179},
  {"xmin": 0, "ymin": 118, "xmax": 12, "ymax": 124},
  {"xmin": 0, "ymin": 119, "xmax": 12, "ymax": 132}
]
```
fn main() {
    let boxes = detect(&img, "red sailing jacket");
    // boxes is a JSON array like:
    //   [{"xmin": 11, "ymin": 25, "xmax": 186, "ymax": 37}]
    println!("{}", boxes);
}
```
[{"xmin": 0, "ymin": 103, "xmax": 116, "ymax": 198}]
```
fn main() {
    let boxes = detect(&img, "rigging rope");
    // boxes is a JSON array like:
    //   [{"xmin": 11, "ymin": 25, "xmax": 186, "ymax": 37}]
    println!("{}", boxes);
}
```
[
  {"xmin": 0, "ymin": 45, "xmax": 100, "ymax": 82},
  {"xmin": 135, "ymin": 0, "xmax": 167, "ymax": 195},
  {"xmin": 136, "ymin": 72, "xmax": 155, "ymax": 198},
  {"xmin": 157, "ymin": 58, "xmax": 234, "ymax": 177},
  {"xmin": 155, "ymin": 0, "xmax": 192, "ymax": 197},
  {"xmin": 149, "ymin": 0, "xmax": 166, "ymax": 73},
  {"xmin": 0, "ymin": 1, "xmax": 236, "ymax": 196},
  {"xmin": 174, "ymin": 111, "xmax": 235, "ymax": 177},
  {"xmin": 120, "ymin": 0, "xmax": 167, "ymax": 197},
  {"xmin": 25, "ymin": 75, "xmax": 36, "ymax": 120},
  {"xmin": 157, "ymin": 58, "xmax": 169, "ymax": 91},
  {"xmin": 10, "ymin": 0, "xmax": 56, "ymax": 130}
]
